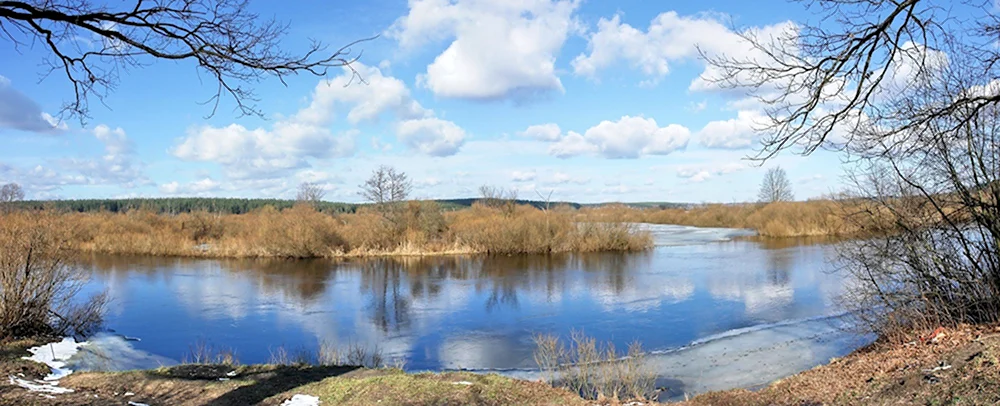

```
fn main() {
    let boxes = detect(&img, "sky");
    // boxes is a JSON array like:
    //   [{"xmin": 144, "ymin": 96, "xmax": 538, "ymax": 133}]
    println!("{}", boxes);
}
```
[{"xmin": 0, "ymin": 0, "xmax": 851, "ymax": 203}]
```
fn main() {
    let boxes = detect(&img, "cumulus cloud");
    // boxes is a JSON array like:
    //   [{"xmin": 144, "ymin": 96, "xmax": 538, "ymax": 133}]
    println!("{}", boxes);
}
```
[
  {"xmin": 510, "ymin": 170, "xmax": 537, "ymax": 182},
  {"xmin": 173, "ymin": 62, "xmax": 465, "ymax": 177},
  {"xmin": 550, "ymin": 116, "xmax": 690, "ymax": 159},
  {"xmin": 676, "ymin": 162, "xmax": 748, "ymax": 183},
  {"xmin": 396, "ymin": 117, "xmax": 467, "ymax": 157},
  {"xmin": 173, "ymin": 123, "xmax": 356, "ymax": 179},
  {"xmin": 518, "ymin": 123, "xmax": 562, "ymax": 141},
  {"xmin": 0, "ymin": 75, "xmax": 63, "ymax": 134},
  {"xmin": 159, "ymin": 178, "xmax": 222, "ymax": 195},
  {"xmin": 571, "ymin": 11, "xmax": 798, "ymax": 91},
  {"xmin": 295, "ymin": 63, "xmax": 428, "ymax": 125},
  {"xmin": 546, "ymin": 171, "xmax": 590, "ymax": 185},
  {"xmin": 2, "ymin": 125, "xmax": 148, "ymax": 194},
  {"xmin": 62, "ymin": 125, "xmax": 149, "ymax": 187},
  {"xmin": 388, "ymin": 0, "xmax": 579, "ymax": 100},
  {"xmin": 697, "ymin": 110, "xmax": 768, "ymax": 149}
]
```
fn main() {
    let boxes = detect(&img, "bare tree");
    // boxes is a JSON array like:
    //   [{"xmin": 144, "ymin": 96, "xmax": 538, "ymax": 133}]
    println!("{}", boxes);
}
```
[
  {"xmin": 359, "ymin": 165, "xmax": 411, "ymax": 205},
  {"xmin": 757, "ymin": 167, "xmax": 793, "ymax": 203},
  {"xmin": 0, "ymin": 182, "xmax": 24, "ymax": 203},
  {"xmin": 0, "ymin": 0, "xmax": 374, "ymax": 121},
  {"xmin": 0, "ymin": 182, "xmax": 25, "ymax": 213},
  {"xmin": 296, "ymin": 182, "xmax": 325, "ymax": 205},
  {"xmin": 705, "ymin": 0, "xmax": 1000, "ymax": 336},
  {"xmin": 478, "ymin": 185, "xmax": 518, "ymax": 216}
]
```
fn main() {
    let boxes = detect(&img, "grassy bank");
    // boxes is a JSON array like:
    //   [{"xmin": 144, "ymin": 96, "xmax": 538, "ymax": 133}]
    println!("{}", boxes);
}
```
[
  {"xmin": 4, "ymin": 326, "xmax": 1000, "ymax": 405},
  {"xmin": 0, "ymin": 203, "xmax": 651, "ymax": 259},
  {"xmin": 581, "ymin": 200, "xmax": 872, "ymax": 238}
]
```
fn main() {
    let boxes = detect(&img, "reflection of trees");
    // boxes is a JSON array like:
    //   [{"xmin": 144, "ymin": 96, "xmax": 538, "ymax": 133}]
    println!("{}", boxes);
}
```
[
  {"xmin": 764, "ymin": 248, "xmax": 792, "ymax": 287},
  {"xmin": 82, "ymin": 250, "xmax": 650, "ymax": 333},
  {"xmin": 359, "ymin": 259, "xmax": 413, "ymax": 334}
]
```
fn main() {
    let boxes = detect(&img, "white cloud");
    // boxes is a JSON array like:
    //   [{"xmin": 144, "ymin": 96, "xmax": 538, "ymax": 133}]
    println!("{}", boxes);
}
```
[
  {"xmin": 546, "ymin": 171, "xmax": 590, "ymax": 185},
  {"xmin": 396, "ymin": 117, "xmax": 467, "ymax": 157},
  {"xmin": 159, "ymin": 178, "xmax": 222, "ymax": 195},
  {"xmin": 510, "ymin": 170, "xmax": 537, "ymax": 182},
  {"xmin": 388, "ymin": 0, "xmax": 580, "ymax": 100},
  {"xmin": 173, "ymin": 62, "xmax": 462, "ymax": 179},
  {"xmin": 295, "ymin": 64, "xmax": 428, "ymax": 125},
  {"xmin": 551, "ymin": 116, "xmax": 689, "ymax": 159},
  {"xmin": 518, "ymin": 123, "xmax": 562, "ymax": 141},
  {"xmin": 62, "ymin": 125, "xmax": 149, "ymax": 187},
  {"xmin": 2, "ymin": 125, "xmax": 148, "ymax": 193},
  {"xmin": 173, "ymin": 123, "xmax": 356, "ymax": 179},
  {"xmin": 0, "ymin": 75, "xmax": 63, "ymax": 134},
  {"xmin": 676, "ymin": 162, "xmax": 749, "ymax": 183},
  {"xmin": 573, "ymin": 12, "xmax": 727, "ymax": 80},
  {"xmin": 697, "ymin": 110, "xmax": 768, "ymax": 149}
]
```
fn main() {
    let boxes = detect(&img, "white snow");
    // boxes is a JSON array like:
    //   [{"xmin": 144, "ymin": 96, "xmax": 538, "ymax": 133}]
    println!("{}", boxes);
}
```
[
  {"xmin": 282, "ymin": 394, "xmax": 321, "ymax": 406},
  {"xmin": 8, "ymin": 376, "xmax": 74, "ymax": 394},
  {"xmin": 128, "ymin": 402, "xmax": 150, "ymax": 406},
  {"xmin": 23, "ymin": 337, "xmax": 84, "ymax": 381},
  {"xmin": 633, "ymin": 223, "xmax": 756, "ymax": 247},
  {"xmin": 451, "ymin": 381, "xmax": 473, "ymax": 385}
]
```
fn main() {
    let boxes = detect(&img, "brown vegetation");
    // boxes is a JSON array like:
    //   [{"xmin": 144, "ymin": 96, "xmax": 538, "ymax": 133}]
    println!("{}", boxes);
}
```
[
  {"xmin": 0, "ymin": 212, "xmax": 106, "ymax": 338},
  {"xmin": 533, "ymin": 331, "xmax": 656, "ymax": 402},
  {"xmin": 580, "ymin": 200, "xmax": 870, "ymax": 238},
  {"xmin": 679, "ymin": 325, "xmax": 1000, "ymax": 405},
  {"xmin": 7, "ymin": 202, "xmax": 651, "ymax": 259}
]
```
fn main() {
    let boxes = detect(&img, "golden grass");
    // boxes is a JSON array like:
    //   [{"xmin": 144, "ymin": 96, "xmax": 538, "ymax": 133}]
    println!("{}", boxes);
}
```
[
  {"xmin": 579, "ymin": 200, "xmax": 874, "ymax": 238},
  {"xmin": 5, "ymin": 202, "xmax": 652, "ymax": 259}
]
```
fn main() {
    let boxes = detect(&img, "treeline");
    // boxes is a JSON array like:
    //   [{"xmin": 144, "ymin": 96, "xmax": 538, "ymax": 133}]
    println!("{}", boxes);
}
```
[
  {"xmin": 9, "ymin": 197, "xmax": 594, "ymax": 215},
  {"xmin": 11, "ymin": 198, "xmax": 358, "ymax": 214}
]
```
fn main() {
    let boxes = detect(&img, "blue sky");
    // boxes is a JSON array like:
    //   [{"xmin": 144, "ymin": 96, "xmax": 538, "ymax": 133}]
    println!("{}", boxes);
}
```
[{"xmin": 0, "ymin": 0, "xmax": 848, "ymax": 203}]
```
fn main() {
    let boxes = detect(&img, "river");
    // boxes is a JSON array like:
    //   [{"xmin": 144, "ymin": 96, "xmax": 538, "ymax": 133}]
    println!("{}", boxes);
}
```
[{"xmin": 74, "ymin": 224, "xmax": 871, "ymax": 400}]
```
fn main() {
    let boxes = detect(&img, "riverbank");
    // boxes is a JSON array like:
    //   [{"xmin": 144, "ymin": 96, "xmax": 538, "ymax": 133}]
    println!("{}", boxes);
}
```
[
  {"xmin": 1, "ymin": 204, "xmax": 651, "ymax": 259},
  {"xmin": 4, "ymin": 325, "xmax": 998, "ymax": 405},
  {"xmin": 580, "ymin": 200, "xmax": 872, "ymax": 238}
]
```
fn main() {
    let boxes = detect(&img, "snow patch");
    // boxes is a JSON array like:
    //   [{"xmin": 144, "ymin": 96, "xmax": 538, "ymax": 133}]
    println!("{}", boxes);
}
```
[
  {"xmin": 8, "ymin": 376, "xmax": 74, "ymax": 394},
  {"xmin": 23, "ymin": 337, "xmax": 84, "ymax": 380},
  {"xmin": 282, "ymin": 394, "xmax": 321, "ymax": 406},
  {"xmin": 452, "ymin": 381, "xmax": 473, "ymax": 385},
  {"xmin": 128, "ymin": 402, "xmax": 150, "ymax": 406}
]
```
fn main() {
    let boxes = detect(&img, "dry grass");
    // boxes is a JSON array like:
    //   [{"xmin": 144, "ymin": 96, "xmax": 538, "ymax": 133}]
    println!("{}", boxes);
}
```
[
  {"xmin": 580, "ymin": 200, "xmax": 876, "ymax": 238},
  {"xmin": 533, "ymin": 331, "xmax": 656, "ymax": 402},
  {"xmin": 0, "ymin": 211, "xmax": 107, "ymax": 338},
  {"xmin": 677, "ymin": 325, "xmax": 1000, "ymax": 405},
  {"xmin": 8, "ymin": 202, "xmax": 651, "ymax": 259}
]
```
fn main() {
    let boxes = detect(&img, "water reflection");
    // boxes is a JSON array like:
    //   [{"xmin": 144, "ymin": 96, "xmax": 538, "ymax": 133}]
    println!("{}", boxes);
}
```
[{"xmin": 80, "ymin": 231, "xmax": 848, "ymax": 380}]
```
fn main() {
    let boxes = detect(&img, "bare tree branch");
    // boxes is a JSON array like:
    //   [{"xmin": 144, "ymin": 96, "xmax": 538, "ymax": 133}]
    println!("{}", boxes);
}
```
[{"xmin": 0, "ymin": 0, "xmax": 376, "ymax": 122}]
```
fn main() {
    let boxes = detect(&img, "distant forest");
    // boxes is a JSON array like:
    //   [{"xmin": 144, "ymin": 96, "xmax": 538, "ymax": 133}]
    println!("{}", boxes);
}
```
[{"xmin": 8, "ymin": 198, "xmax": 640, "ymax": 214}]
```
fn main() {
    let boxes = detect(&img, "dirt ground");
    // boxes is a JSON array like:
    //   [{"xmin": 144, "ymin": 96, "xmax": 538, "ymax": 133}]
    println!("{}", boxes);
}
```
[
  {"xmin": 3, "ymin": 326, "xmax": 1000, "ymax": 405},
  {"xmin": 679, "ymin": 325, "xmax": 1000, "ymax": 406}
]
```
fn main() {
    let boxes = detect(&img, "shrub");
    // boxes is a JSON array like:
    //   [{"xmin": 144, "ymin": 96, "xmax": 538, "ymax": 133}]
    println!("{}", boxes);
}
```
[{"xmin": 0, "ymin": 212, "xmax": 106, "ymax": 338}]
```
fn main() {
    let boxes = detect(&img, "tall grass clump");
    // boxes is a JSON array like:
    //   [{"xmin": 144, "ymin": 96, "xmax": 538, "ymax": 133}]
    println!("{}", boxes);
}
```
[
  {"xmin": 0, "ymin": 211, "xmax": 107, "ymax": 338},
  {"xmin": 450, "ymin": 204, "xmax": 651, "ymax": 254},
  {"xmin": 23, "ymin": 201, "xmax": 653, "ymax": 259},
  {"xmin": 597, "ymin": 199, "xmax": 867, "ymax": 238},
  {"xmin": 533, "ymin": 331, "xmax": 656, "ymax": 402}
]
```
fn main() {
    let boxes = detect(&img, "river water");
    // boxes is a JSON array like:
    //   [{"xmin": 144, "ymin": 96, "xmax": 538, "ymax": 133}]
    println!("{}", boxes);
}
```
[{"xmin": 75, "ymin": 224, "xmax": 870, "ymax": 400}]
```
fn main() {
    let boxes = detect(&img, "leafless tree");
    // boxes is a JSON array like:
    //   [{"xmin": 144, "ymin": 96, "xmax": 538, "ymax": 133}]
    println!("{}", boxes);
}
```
[
  {"xmin": 0, "ymin": 182, "xmax": 24, "ymax": 203},
  {"xmin": 359, "ymin": 165, "xmax": 411, "ymax": 205},
  {"xmin": 296, "ymin": 182, "xmax": 325, "ymax": 205},
  {"xmin": 478, "ymin": 185, "xmax": 518, "ymax": 216},
  {"xmin": 757, "ymin": 167, "xmax": 793, "ymax": 203},
  {"xmin": 705, "ymin": 0, "xmax": 1000, "ymax": 336},
  {"xmin": 0, "ymin": 182, "xmax": 25, "ymax": 213},
  {"xmin": 0, "ymin": 0, "xmax": 374, "ymax": 122}
]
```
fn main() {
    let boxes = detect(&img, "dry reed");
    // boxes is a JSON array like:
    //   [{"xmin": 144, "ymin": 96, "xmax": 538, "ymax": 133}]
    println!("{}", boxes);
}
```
[
  {"xmin": 9, "ymin": 202, "xmax": 652, "ymax": 259},
  {"xmin": 580, "ymin": 200, "xmax": 874, "ymax": 238},
  {"xmin": 533, "ymin": 330, "xmax": 656, "ymax": 402}
]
